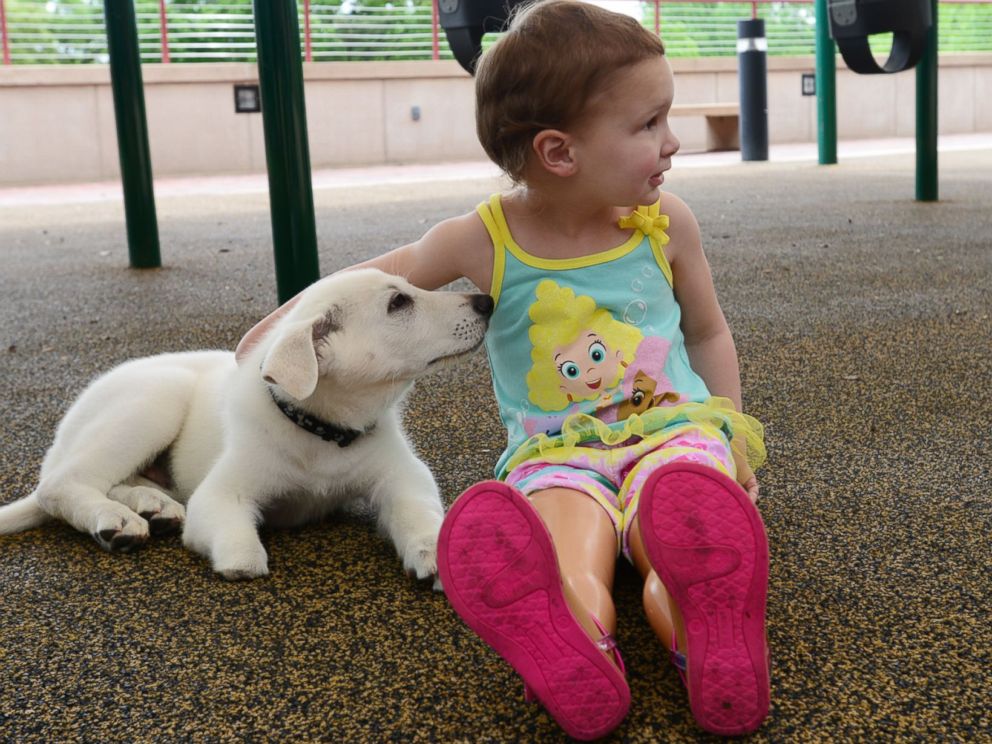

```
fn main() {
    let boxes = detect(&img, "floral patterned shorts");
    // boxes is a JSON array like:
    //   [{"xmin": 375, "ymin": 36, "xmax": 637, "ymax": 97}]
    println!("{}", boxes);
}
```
[{"xmin": 504, "ymin": 423, "xmax": 736, "ymax": 560}]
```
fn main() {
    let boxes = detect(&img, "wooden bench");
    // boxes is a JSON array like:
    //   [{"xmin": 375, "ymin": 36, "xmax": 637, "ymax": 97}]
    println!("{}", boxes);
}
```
[{"xmin": 670, "ymin": 102, "xmax": 740, "ymax": 152}]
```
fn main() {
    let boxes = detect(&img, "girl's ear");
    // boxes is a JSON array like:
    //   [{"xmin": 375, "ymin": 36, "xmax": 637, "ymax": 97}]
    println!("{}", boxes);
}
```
[{"xmin": 532, "ymin": 129, "xmax": 578, "ymax": 177}]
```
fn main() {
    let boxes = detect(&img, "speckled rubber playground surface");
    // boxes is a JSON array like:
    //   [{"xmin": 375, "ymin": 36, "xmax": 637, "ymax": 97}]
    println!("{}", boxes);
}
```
[{"xmin": 1, "ymin": 146, "xmax": 989, "ymax": 741}]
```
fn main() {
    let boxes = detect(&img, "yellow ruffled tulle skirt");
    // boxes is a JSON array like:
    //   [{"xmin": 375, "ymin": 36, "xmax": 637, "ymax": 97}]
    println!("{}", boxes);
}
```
[{"xmin": 499, "ymin": 396, "xmax": 765, "ymax": 478}]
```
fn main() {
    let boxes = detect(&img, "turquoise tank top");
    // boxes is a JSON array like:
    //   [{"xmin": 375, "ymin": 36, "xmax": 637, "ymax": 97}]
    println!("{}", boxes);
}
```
[{"xmin": 478, "ymin": 194, "xmax": 738, "ymax": 479}]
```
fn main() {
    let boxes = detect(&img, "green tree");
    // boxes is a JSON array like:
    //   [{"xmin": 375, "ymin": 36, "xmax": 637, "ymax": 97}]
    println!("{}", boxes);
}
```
[
  {"xmin": 7, "ymin": 0, "xmax": 108, "ymax": 64},
  {"xmin": 310, "ymin": 0, "xmax": 438, "ymax": 62},
  {"xmin": 165, "ymin": 0, "xmax": 256, "ymax": 63}
]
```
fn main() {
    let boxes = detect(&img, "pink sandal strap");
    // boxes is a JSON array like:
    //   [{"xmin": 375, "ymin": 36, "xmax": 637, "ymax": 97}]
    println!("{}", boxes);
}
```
[
  {"xmin": 590, "ymin": 615, "xmax": 627, "ymax": 678},
  {"xmin": 524, "ymin": 615, "xmax": 626, "ymax": 703},
  {"xmin": 439, "ymin": 481, "xmax": 630, "ymax": 740},
  {"xmin": 670, "ymin": 631, "xmax": 687, "ymax": 685},
  {"xmin": 639, "ymin": 462, "xmax": 770, "ymax": 736}
]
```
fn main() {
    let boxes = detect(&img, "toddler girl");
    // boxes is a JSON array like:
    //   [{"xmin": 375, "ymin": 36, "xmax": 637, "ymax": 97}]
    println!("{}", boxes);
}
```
[{"xmin": 240, "ymin": 1, "xmax": 769, "ymax": 738}]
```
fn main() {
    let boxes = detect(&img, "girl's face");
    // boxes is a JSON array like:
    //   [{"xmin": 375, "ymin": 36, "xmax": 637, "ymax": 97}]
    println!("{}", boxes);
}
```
[
  {"xmin": 571, "ymin": 56, "xmax": 680, "ymax": 206},
  {"xmin": 555, "ymin": 331, "xmax": 623, "ymax": 401}
]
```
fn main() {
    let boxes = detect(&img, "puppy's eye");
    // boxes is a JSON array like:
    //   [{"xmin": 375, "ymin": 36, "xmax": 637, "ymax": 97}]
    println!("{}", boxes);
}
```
[{"xmin": 388, "ymin": 293, "xmax": 412, "ymax": 313}]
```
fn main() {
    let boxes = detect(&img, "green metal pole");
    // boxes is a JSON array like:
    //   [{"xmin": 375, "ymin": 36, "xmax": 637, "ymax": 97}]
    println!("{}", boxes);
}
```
[
  {"xmin": 253, "ymin": 0, "xmax": 320, "ymax": 304},
  {"xmin": 104, "ymin": 0, "xmax": 160, "ymax": 268},
  {"xmin": 815, "ymin": 0, "xmax": 837, "ymax": 165},
  {"xmin": 916, "ymin": 0, "xmax": 938, "ymax": 201}
]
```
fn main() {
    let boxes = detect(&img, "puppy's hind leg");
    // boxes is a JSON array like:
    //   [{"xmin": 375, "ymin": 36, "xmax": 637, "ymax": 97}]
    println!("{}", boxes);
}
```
[
  {"xmin": 36, "ymin": 479, "xmax": 152, "ymax": 552},
  {"xmin": 37, "ymin": 364, "xmax": 197, "ymax": 551},
  {"xmin": 108, "ymin": 477, "xmax": 186, "ymax": 536}
]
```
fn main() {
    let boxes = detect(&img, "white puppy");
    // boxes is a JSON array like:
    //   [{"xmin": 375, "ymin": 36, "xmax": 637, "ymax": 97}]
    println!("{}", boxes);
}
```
[{"xmin": 0, "ymin": 269, "xmax": 493, "ymax": 581}]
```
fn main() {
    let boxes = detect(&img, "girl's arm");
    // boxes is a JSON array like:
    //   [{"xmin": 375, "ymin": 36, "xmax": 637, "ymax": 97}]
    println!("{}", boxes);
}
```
[
  {"xmin": 664, "ymin": 193, "xmax": 758, "ymax": 501},
  {"xmin": 353, "ymin": 210, "xmax": 493, "ymax": 291},
  {"xmin": 235, "ymin": 210, "xmax": 493, "ymax": 361},
  {"xmin": 664, "ymin": 194, "xmax": 741, "ymax": 408}
]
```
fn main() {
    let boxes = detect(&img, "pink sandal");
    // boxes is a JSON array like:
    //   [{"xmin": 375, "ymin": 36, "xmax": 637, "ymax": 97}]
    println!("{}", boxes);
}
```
[
  {"xmin": 639, "ymin": 462, "xmax": 770, "ymax": 736},
  {"xmin": 437, "ymin": 481, "xmax": 630, "ymax": 741}
]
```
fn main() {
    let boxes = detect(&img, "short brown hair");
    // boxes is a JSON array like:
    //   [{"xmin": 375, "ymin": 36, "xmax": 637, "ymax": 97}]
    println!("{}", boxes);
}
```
[{"xmin": 475, "ymin": 0, "xmax": 666, "ymax": 182}]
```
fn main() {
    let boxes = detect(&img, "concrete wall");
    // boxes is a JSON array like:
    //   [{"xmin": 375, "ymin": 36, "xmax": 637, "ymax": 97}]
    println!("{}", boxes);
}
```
[
  {"xmin": 1, "ymin": 55, "xmax": 991, "ymax": 185},
  {"xmin": 668, "ymin": 54, "xmax": 992, "ymax": 155}
]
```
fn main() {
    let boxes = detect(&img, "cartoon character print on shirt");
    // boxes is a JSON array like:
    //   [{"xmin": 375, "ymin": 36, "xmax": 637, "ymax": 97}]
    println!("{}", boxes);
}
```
[
  {"xmin": 522, "ymin": 280, "xmax": 680, "ymax": 437},
  {"xmin": 617, "ymin": 336, "xmax": 683, "ymax": 419}
]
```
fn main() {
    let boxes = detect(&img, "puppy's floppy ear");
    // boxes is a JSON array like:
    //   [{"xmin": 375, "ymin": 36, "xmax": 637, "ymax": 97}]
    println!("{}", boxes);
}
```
[{"xmin": 260, "ymin": 315, "xmax": 324, "ymax": 401}]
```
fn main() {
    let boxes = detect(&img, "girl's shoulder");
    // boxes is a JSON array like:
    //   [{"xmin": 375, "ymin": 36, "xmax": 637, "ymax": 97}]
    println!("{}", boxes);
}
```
[
  {"xmin": 659, "ymin": 190, "xmax": 703, "ymax": 265},
  {"xmin": 659, "ymin": 190, "xmax": 698, "ymax": 230},
  {"xmin": 417, "ymin": 206, "xmax": 497, "ymax": 292},
  {"xmin": 425, "ymin": 206, "xmax": 497, "ymax": 263}
]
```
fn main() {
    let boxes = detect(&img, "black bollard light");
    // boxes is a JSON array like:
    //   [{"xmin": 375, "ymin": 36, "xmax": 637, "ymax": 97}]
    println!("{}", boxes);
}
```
[{"xmin": 737, "ymin": 18, "xmax": 769, "ymax": 162}]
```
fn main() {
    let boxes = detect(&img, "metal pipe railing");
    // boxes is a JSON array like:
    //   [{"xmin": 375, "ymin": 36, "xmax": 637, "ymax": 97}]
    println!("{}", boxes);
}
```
[
  {"xmin": 303, "ymin": 0, "xmax": 312, "ymax": 62},
  {"xmin": 431, "ymin": 0, "xmax": 440, "ymax": 61},
  {"xmin": 1, "ymin": 0, "xmax": 990, "ymax": 65},
  {"xmin": 0, "ymin": 0, "xmax": 9, "ymax": 66},
  {"xmin": 158, "ymin": 0, "xmax": 169, "ymax": 63}
]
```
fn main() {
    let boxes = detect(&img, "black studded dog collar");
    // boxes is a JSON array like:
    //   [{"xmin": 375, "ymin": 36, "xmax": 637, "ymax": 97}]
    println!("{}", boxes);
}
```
[{"xmin": 268, "ymin": 387, "xmax": 373, "ymax": 447}]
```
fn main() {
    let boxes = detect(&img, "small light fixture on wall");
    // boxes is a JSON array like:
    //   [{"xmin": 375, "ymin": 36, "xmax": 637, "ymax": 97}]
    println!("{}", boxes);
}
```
[
  {"xmin": 801, "ymin": 73, "xmax": 816, "ymax": 97},
  {"xmin": 234, "ymin": 84, "xmax": 261, "ymax": 113}
]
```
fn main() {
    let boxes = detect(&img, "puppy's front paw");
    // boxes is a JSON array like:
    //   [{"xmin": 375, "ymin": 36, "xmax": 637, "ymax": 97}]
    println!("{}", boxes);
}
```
[
  {"xmin": 402, "ymin": 532, "xmax": 439, "ymax": 582},
  {"xmin": 212, "ymin": 538, "xmax": 269, "ymax": 581}
]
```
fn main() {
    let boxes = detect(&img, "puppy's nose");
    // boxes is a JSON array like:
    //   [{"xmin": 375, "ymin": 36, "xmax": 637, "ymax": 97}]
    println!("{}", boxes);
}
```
[{"xmin": 470, "ymin": 294, "xmax": 495, "ymax": 317}]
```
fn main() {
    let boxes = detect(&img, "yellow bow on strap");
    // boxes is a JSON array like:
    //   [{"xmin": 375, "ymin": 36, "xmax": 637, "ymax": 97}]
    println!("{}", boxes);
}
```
[{"xmin": 618, "ymin": 209, "xmax": 670, "ymax": 246}]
